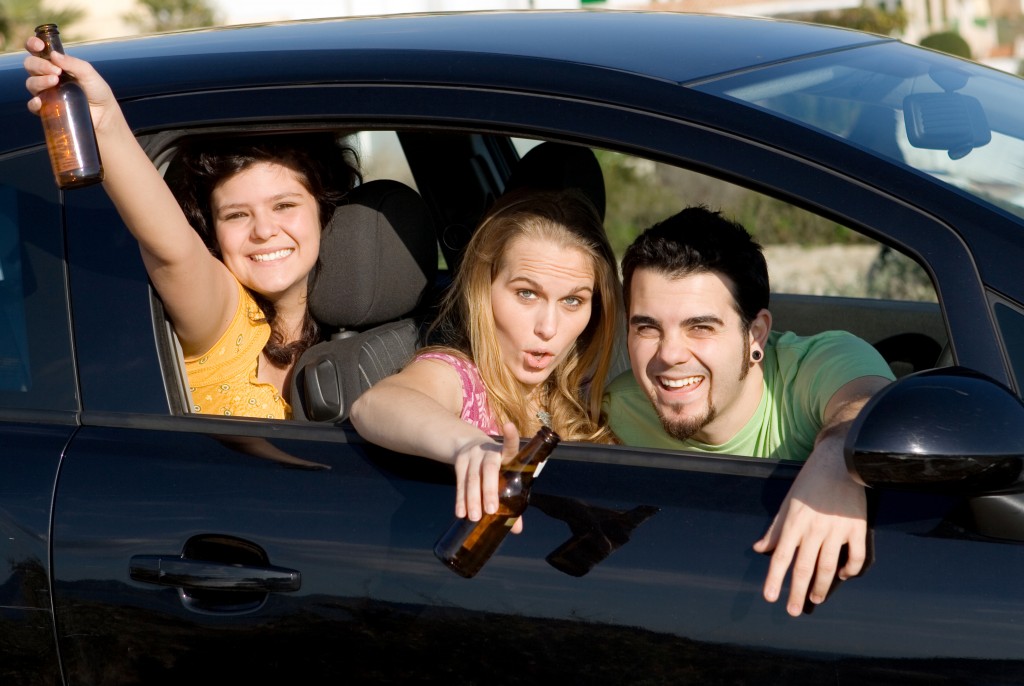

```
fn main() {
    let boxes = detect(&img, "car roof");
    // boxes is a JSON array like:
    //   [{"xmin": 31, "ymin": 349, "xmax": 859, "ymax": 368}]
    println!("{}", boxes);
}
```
[{"xmin": 0, "ymin": 11, "xmax": 888, "ymax": 100}]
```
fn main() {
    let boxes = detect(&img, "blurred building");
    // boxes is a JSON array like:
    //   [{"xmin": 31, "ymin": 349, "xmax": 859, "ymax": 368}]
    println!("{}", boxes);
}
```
[
  {"xmin": 50, "ymin": 0, "xmax": 1023, "ymax": 71},
  {"xmin": 615, "ymin": 0, "xmax": 1013, "ymax": 68}
]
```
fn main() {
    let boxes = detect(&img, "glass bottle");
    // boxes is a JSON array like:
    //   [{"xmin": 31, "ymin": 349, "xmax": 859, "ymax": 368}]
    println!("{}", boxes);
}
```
[
  {"xmin": 34, "ymin": 23, "xmax": 104, "ymax": 189},
  {"xmin": 434, "ymin": 426, "xmax": 560, "ymax": 578}
]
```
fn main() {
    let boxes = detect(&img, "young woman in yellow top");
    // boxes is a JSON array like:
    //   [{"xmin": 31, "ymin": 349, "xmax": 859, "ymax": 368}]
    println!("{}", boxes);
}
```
[{"xmin": 23, "ymin": 38, "xmax": 358, "ymax": 418}]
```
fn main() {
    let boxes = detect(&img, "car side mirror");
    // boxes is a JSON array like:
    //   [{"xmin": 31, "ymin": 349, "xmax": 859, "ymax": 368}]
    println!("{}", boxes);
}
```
[{"xmin": 845, "ymin": 367, "xmax": 1024, "ymax": 495}]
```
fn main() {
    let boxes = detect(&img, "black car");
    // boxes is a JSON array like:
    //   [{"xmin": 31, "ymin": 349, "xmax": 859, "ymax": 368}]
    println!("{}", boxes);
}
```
[{"xmin": 2, "ymin": 10, "xmax": 1024, "ymax": 684}]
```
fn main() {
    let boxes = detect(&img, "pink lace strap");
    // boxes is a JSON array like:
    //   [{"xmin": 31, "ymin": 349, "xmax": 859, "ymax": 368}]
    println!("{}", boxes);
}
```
[{"xmin": 415, "ymin": 352, "xmax": 501, "ymax": 435}]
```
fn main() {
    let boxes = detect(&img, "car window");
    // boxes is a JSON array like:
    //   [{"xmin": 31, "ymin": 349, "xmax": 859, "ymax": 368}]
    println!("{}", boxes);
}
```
[
  {"xmin": 994, "ymin": 302, "xmax": 1024, "ymax": 396},
  {"xmin": 0, "ymin": 149, "xmax": 77, "ymax": 413},
  {"xmin": 694, "ymin": 40, "xmax": 1024, "ymax": 225},
  {"xmin": 589, "ymin": 146, "xmax": 935, "ymax": 302},
  {"xmin": 353, "ymin": 130, "xmax": 418, "ymax": 190},
  {"xmin": 510, "ymin": 136, "xmax": 943, "ymax": 383}
]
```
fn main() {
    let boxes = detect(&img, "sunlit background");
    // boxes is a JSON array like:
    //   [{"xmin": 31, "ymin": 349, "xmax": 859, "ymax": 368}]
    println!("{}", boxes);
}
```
[{"xmin": 2, "ymin": 0, "xmax": 1019, "ymax": 73}]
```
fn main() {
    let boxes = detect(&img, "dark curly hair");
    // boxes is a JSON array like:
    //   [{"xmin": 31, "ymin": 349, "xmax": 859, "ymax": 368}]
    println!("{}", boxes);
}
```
[
  {"xmin": 621, "ymin": 205, "xmax": 769, "ymax": 330},
  {"xmin": 167, "ymin": 133, "xmax": 360, "ymax": 367}
]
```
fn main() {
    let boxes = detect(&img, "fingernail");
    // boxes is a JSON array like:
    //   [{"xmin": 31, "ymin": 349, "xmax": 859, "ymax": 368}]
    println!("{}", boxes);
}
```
[{"xmin": 764, "ymin": 588, "xmax": 778, "ymax": 602}]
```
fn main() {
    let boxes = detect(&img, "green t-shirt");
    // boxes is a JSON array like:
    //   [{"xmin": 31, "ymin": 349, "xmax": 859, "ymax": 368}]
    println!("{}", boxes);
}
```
[{"xmin": 602, "ymin": 330, "xmax": 895, "ymax": 461}]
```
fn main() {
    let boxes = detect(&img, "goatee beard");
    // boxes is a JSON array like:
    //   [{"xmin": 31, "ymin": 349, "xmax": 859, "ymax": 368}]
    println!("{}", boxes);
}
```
[
  {"xmin": 658, "ymin": 403, "xmax": 717, "ymax": 442},
  {"xmin": 655, "ymin": 336, "xmax": 752, "ymax": 442}
]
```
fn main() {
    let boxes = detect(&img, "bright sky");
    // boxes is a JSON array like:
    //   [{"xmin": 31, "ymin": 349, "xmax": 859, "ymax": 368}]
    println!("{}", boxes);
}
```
[{"xmin": 213, "ymin": 0, "xmax": 582, "ymax": 25}]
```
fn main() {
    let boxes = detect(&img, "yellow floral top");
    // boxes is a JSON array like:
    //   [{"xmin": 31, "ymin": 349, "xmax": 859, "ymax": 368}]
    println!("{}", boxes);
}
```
[{"xmin": 184, "ymin": 282, "xmax": 291, "ymax": 419}]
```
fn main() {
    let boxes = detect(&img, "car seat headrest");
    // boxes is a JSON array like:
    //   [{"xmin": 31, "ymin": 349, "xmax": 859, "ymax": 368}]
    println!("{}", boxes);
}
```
[
  {"xmin": 503, "ymin": 142, "xmax": 606, "ymax": 220},
  {"xmin": 310, "ymin": 179, "xmax": 436, "ymax": 330}
]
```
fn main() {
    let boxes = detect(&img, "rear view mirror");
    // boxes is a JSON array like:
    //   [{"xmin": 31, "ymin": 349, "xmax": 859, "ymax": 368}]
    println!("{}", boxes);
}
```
[
  {"xmin": 845, "ymin": 367, "xmax": 1024, "ymax": 494},
  {"xmin": 903, "ymin": 92, "xmax": 991, "ymax": 160}
]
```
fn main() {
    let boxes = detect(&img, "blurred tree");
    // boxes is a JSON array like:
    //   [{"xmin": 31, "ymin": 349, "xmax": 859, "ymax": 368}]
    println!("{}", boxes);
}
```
[
  {"xmin": 920, "ymin": 31, "xmax": 972, "ymax": 59},
  {"xmin": 793, "ymin": 5, "xmax": 908, "ymax": 36},
  {"xmin": 0, "ymin": 0, "xmax": 85, "ymax": 53},
  {"xmin": 123, "ymin": 0, "xmax": 220, "ymax": 33}
]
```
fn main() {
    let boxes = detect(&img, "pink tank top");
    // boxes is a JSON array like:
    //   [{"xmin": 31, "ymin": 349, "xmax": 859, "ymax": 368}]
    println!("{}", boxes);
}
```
[{"xmin": 416, "ymin": 352, "xmax": 501, "ymax": 435}]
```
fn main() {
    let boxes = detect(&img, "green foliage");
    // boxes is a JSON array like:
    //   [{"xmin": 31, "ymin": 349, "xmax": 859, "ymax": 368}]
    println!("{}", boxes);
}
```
[
  {"xmin": 865, "ymin": 247, "xmax": 936, "ymax": 301},
  {"xmin": 0, "ymin": 0, "xmax": 85, "ymax": 52},
  {"xmin": 793, "ymin": 6, "xmax": 908, "ymax": 36},
  {"xmin": 595, "ymin": 149, "xmax": 865, "ymax": 257},
  {"xmin": 123, "ymin": 0, "xmax": 219, "ymax": 34},
  {"xmin": 920, "ymin": 31, "xmax": 972, "ymax": 59}
]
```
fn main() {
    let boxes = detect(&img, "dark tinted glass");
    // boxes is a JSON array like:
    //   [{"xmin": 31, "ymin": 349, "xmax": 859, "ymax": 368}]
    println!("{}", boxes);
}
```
[
  {"xmin": 0, "ymin": 149, "xmax": 76, "ymax": 412},
  {"xmin": 995, "ymin": 302, "xmax": 1024, "ymax": 397}
]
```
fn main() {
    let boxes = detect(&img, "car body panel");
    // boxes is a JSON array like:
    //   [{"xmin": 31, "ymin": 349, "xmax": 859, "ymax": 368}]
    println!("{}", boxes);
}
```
[{"xmin": 0, "ymin": 10, "xmax": 1023, "ymax": 684}]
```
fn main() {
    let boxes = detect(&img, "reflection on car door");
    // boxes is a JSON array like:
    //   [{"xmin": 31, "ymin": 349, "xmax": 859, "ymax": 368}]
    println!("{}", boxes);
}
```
[{"xmin": 50, "ymin": 424, "xmax": 1024, "ymax": 683}]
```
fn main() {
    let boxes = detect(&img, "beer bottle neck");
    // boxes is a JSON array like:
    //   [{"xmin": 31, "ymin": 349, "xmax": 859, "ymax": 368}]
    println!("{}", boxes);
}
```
[{"xmin": 503, "ymin": 427, "xmax": 559, "ymax": 473}]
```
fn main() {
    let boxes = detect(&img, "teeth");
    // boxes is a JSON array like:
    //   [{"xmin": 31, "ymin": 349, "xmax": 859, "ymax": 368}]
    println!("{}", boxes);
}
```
[
  {"xmin": 660, "ymin": 376, "xmax": 701, "ymax": 388},
  {"xmin": 251, "ymin": 249, "xmax": 293, "ymax": 263}
]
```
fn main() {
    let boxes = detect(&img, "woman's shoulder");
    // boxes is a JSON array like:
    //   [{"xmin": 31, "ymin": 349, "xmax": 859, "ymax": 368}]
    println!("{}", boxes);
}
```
[{"xmin": 415, "ymin": 347, "xmax": 476, "ymax": 372}]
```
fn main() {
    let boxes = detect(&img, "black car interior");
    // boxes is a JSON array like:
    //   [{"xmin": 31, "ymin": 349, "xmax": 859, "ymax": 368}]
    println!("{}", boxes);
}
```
[{"xmin": 290, "ymin": 178, "xmax": 437, "ymax": 422}]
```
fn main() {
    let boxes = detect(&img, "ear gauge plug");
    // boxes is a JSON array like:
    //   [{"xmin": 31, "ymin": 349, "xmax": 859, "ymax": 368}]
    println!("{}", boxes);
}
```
[{"xmin": 751, "ymin": 350, "xmax": 763, "ymax": 362}]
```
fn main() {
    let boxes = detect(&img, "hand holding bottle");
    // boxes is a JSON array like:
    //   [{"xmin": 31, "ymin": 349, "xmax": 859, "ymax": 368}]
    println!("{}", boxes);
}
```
[
  {"xmin": 436, "ymin": 425, "xmax": 560, "ymax": 577},
  {"xmin": 24, "ymin": 32, "xmax": 118, "ymax": 143},
  {"xmin": 452, "ymin": 422, "xmax": 525, "ymax": 535}
]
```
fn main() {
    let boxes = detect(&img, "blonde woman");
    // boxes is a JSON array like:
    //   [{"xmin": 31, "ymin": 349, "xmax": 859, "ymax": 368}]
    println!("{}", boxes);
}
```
[{"xmin": 351, "ymin": 188, "xmax": 621, "ymax": 529}]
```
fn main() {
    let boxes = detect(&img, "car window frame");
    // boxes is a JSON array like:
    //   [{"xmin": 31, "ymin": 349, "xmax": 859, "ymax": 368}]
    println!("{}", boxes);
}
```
[{"xmin": 77, "ymin": 82, "xmax": 1007, "ymax": 457}]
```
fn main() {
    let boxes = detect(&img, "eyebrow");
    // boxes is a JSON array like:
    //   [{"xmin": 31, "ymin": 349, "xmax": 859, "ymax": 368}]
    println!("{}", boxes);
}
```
[
  {"xmin": 216, "ymin": 192, "xmax": 305, "ymax": 212},
  {"xmin": 507, "ymin": 275, "xmax": 594, "ymax": 294},
  {"xmin": 629, "ymin": 314, "xmax": 724, "ymax": 328}
]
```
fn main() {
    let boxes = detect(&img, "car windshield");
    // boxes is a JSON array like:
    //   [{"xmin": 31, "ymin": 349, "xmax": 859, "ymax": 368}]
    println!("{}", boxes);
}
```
[{"xmin": 694, "ymin": 39, "xmax": 1024, "ymax": 223}]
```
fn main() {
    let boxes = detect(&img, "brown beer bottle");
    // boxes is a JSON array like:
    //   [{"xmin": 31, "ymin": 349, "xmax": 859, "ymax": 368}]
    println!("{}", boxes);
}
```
[
  {"xmin": 34, "ymin": 23, "xmax": 104, "ymax": 189},
  {"xmin": 434, "ymin": 426, "xmax": 560, "ymax": 578}
]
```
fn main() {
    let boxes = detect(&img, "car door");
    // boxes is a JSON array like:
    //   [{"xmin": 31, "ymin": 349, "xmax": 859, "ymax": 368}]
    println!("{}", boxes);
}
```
[
  {"xmin": 49, "ymin": 80, "xmax": 1024, "ymax": 685},
  {"xmin": 0, "ymin": 148, "xmax": 75, "ymax": 686}
]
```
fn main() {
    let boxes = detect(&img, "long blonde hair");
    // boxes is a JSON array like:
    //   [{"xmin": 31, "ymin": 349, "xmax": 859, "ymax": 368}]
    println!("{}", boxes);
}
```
[{"xmin": 427, "ymin": 189, "xmax": 622, "ymax": 442}]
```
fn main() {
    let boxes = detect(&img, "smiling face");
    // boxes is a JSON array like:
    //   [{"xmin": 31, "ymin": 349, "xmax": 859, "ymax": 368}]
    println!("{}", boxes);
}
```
[
  {"xmin": 627, "ymin": 267, "xmax": 768, "ymax": 445},
  {"xmin": 490, "ymin": 236, "xmax": 596, "ymax": 390},
  {"xmin": 211, "ymin": 161, "xmax": 321, "ymax": 305}
]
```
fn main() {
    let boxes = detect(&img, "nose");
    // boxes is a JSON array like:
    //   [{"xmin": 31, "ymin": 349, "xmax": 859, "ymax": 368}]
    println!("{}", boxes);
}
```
[
  {"xmin": 656, "ymin": 330, "xmax": 692, "ymax": 366},
  {"xmin": 251, "ymin": 209, "xmax": 279, "ymax": 241},
  {"xmin": 534, "ymin": 303, "xmax": 558, "ymax": 341}
]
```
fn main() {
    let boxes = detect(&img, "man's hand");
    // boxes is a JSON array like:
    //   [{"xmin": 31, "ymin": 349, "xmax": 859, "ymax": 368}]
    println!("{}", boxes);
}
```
[
  {"xmin": 752, "ymin": 438, "xmax": 867, "ymax": 616},
  {"xmin": 752, "ymin": 375, "xmax": 888, "ymax": 616}
]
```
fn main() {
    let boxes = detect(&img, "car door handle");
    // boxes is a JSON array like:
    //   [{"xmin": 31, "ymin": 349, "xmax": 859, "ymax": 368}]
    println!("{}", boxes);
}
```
[{"xmin": 129, "ymin": 555, "xmax": 301, "ymax": 593}]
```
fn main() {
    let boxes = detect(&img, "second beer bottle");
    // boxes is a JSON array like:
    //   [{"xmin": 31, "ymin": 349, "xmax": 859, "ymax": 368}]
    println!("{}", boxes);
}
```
[
  {"xmin": 34, "ymin": 23, "xmax": 104, "ymax": 189},
  {"xmin": 434, "ymin": 426, "xmax": 560, "ymax": 578}
]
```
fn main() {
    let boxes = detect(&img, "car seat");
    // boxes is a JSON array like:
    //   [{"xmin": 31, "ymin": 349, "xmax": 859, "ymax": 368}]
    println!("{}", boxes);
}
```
[
  {"xmin": 290, "ymin": 179, "xmax": 437, "ymax": 422},
  {"xmin": 503, "ymin": 141, "xmax": 607, "ymax": 220}
]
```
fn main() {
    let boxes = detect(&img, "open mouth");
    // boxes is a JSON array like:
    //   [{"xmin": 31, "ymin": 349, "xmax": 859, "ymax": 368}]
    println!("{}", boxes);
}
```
[
  {"xmin": 658, "ymin": 375, "xmax": 704, "ymax": 391},
  {"xmin": 250, "ymin": 248, "xmax": 294, "ymax": 263},
  {"xmin": 525, "ymin": 350, "xmax": 554, "ymax": 370}
]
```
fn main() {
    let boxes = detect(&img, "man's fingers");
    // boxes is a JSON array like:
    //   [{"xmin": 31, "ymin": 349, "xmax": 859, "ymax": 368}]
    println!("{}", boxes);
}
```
[
  {"xmin": 761, "ymin": 531, "xmax": 796, "ymax": 604},
  {"xmin": 808, "ymin": 539, "xmax": 842, "ymax": 606},
  {"xmin": 838, "ymin": 530, "xmax": 867, "ymax": 580},
  {"xmin": 783, "ymin": 539, "xmax": 822, "ymax": 616},
  {"xmin": 752, "ymin": 521, "xmax": 778, "ymax": 554}
]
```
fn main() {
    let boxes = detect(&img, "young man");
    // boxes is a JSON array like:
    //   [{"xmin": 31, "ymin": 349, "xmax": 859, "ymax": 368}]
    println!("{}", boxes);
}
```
[{"xmin": 604, "ymin": 206, "xmax": 895, "ymax": 617}]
